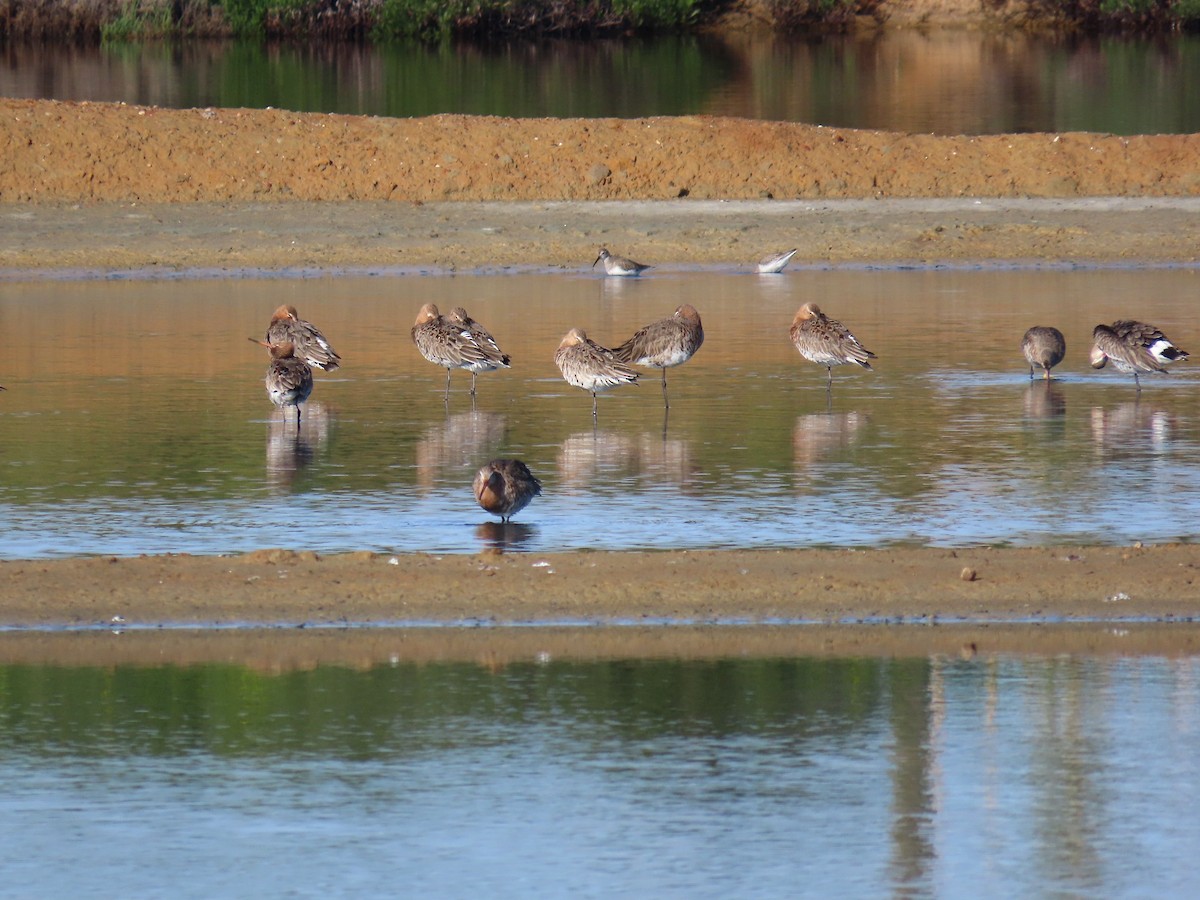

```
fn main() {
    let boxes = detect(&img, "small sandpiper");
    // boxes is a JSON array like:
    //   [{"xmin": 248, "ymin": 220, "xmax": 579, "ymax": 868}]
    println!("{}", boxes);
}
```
[
  {"xmin": 756, "ymin": 248, "xmax": 798, "ymax": 274},
  {"xmin": 593, "ymin": 247, "xmax": 651, "ymax": 277}
]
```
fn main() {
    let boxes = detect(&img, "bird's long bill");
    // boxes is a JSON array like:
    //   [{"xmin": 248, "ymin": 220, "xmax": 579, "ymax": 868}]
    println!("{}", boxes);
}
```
[{"xmin": 592, "ymin": 256, "xmax": 601, "ymax": 268}]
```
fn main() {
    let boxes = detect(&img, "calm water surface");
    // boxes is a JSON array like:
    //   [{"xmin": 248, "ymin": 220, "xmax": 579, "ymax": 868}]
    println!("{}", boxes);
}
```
[
  {"xmin": 0, "ymin": 266, "xmax": 1198, "ymax": 558},
  {"xmin": 1, "ymin": 647, "xmax": 1197, "ymax": 897},
  {"xmin": 3, "ymin": 32, "xmax": 1200, "ymax": 134}
]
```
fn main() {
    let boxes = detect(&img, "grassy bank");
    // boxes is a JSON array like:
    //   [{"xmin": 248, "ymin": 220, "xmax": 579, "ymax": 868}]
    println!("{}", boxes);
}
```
[{"xmin": 2, "ymin": 0, "xmax": 1197, "ymax": 42}]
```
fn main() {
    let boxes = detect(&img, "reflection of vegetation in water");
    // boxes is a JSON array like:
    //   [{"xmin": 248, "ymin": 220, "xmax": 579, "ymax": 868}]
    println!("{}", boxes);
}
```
[
  {"xmin": 5, "ymin": 0, "xmax": 1198, "ymax": 42},
  {"xmin": 0, "ymin": 657, "xmax": 924, "ymax": 758}
]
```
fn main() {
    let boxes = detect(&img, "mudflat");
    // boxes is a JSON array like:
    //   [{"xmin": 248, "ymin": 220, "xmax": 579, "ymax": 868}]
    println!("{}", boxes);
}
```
[{"xmin": 1, "ymin": 99, "xmax": 1198, "ymax": 648}]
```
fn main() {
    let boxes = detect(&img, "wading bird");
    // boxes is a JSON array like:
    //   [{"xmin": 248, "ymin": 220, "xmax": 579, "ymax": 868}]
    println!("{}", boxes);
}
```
[
  {"xmin": 1021, "ymin": 326, "xmax": 1066, "ymax": 380},
  {"xmin": 789, "ymin": 303, "xmax": 876, "ymax": 388},
  {"xmin": 554, "ymin": 327, "xmax": 639, "ymax": 419},
  {"xmin": 473, "ymin": 459, "xmax": 542, "ymax": 523},
  {"xmin": 593, "ymin": 247, "xmax": 651, "ymax": 277},
  {"xmin": 251, "ymin": 305, "xmax": 341, "ymax": 372},
  {"xmin": 612, "ymin": 304, "xmax": 704, "ymax": 408},
  {"xmin": 1090, "ymin": 320, "xmax": 1189, "ymax": 389}
]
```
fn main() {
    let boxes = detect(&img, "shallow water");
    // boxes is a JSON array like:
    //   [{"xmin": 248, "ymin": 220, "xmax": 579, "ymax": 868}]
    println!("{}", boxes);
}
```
[
  {"xmin": 1, "ymin": 648, "xmax": 1197, "ymax": 897},
  {"xmin": 0, "ymin": 265, "xmax": 1197, "ymax": 557}
]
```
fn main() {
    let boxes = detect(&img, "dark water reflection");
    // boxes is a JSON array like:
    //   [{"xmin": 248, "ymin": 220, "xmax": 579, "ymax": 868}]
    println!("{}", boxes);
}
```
[
  {"xmin": 0, "ymin": 266, "xmax": 1198, "ymax": 557},
  {"xmin": 0, "ymin": 650, "xmax": 1197, "ymax": 896},
  {"xmin": 3, "ymin": 31, "xmax": 1200, "ymax": 134}
]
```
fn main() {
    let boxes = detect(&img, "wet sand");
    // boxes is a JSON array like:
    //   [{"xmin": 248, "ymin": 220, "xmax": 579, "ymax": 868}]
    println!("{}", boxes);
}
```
[{"xmin": 1, "ymin": 99, "xmax": 1199, "ymax": 653}]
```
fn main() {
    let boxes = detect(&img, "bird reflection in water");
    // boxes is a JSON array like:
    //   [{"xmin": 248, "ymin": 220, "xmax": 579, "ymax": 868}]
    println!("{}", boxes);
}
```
[
  {"xmin": 1091, "ymin": 401, "xmax": 1174, "ymax": 457},
  {"xmin": 793, "ymin": 410, "xmax": 869, "ymax": 469},
  {"xmin": 265, "ymin": 400, "xmax": 331, "ymax": 492},
  {"xmin": 1022, "ymin": 380, "xmax": 1066, "ymax": 419},
  {"xmin": 414, "ymin": 411, "xmax": 507, "ymax": 492},
  {"xmin": 475, "ymin": 520, "xmax": 538, "ymax": 550},
  {"xmin": 556, "ymin": 430, "xmax": 694, "ymax": 493}
]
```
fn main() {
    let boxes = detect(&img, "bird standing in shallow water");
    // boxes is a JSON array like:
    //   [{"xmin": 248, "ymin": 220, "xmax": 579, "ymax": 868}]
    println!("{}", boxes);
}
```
[
  {"xmin": 264, "ymin": 341, "xmax": 313, "ymax": 432},
  {"xmin": 446, "ymin": 306, "xmax": 511, "ymax": 396},
  {"xmin": 473, "ymin": 459, "xmax": 542, "ymax": 523},
  {"xmin": 251, "ymin": 305, "xmax": 341, "ymax": 372},
  {"xmin": 789, "ymin": 303, "xmax": 876, "ymax": 388},
  {"xmin": 1090, "ymin": 320, "xmax": 1189, "ymax": 389},
  {"xmin": 412, "ymin": 303, "xmax": 507, "ymax": 400},
  {"xmin": 757, "ymin": 249, "xmax": 798, "ymax": 274},
  {"xmin": 1021, "ymin": 326, "xmax": 1066, "ymax": 380},
  {"xmin": 554, "ymin": 327, "xmax": 639, "ymax": 419},
  {"xmin": 593, "ymin": 247, "xmax": 651, "ymax": 277},
  {"xmin": 612, "ymin": 304, "xmax": 704, "ymax": 408}
]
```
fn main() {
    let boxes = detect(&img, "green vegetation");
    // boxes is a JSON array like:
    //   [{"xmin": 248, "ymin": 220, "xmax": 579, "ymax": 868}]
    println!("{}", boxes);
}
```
[{"xmin": 1, "ymin": 0, "xmax": 1193, "ymax": 44}]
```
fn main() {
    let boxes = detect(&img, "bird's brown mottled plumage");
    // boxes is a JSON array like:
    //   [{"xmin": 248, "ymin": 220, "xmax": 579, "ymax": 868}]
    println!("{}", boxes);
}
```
[
  {"xmin": 789, "ymin": 302, "xmax": 876, "ymax": 387},
  {"xmin": 253, "ymin": 305, "xmax": 341, "ymax": 372},
  {"xmin": 554, "ymin": 327, "xmax": 639, "ymax": 418},
  {"xmin": 412, "ymin": 303, "xmax": 509, "ymax": 399},
  {"xmin": 473, "ymin": 458, "xmax": 542, "ymax": 523},
  {"xmin": 264, "ymin": 341, "xmax": 314, "ymax": 430},
  {"xmin": 446, "ymin": 306, "xmax": 511, "ymax": 395},
  {"xmin": 1090, "ymin": 320, "xmax": 1189, "ymax": 389},
  {"xmin": 1021, "ymin": 326, "xmax": 1066, "ymax": 380},
  {"xmin": 612, "ymin": 304, "xmax": 704, "ymax": 408}
]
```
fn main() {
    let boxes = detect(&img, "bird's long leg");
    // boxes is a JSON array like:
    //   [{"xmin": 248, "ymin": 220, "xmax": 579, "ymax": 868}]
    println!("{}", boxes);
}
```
[
  {"xmin": 826, "ymin": 366, "xmax": 834, "ymax": 391},
  {"xmin": 443, "ymin": 368, "xmax": 452, "ymax": 403},
  {"xmin": 471, "ymin": 371, "xmax": 478, "ymax": 397},
  {"xmin": 1043, "ymin": 367, "xmax": 1051, "ymax": 381},
  {"xmin": 296, "ymin": 404, "xmax": 302, "ymax": 434},
  {"xmin": 591, "ymin": 391, "xmax": 598, "ymax": 420},
  {"xmin": 1134, "ymin": 371, "xmax": 1142, "ymax": 392},
  {"xmin": 661, "ymin": 368, "xmax": 669, "ymax": 409}
]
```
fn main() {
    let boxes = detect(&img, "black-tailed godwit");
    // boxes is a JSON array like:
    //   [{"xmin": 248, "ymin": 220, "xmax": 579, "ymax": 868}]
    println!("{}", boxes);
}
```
[
  {"xmin": 446, "ymin": 306, "xmax": 511, "ymax": 396},
  {"xmin": 1090, "ymin": 320, "xmax": 1189, "ymax": 389},
  {"xmin": 264, "ymin": 341, "xmax": 314, "ymax": 431},
  {"xmin": 612, "ymin": 304, "xmax": 704, "ymax": 408},
  {"xmin": 473, "ymin": 459, "xmax": 542, "ymax": 523},
  {"xmin": 251, "ymin": 304, "xmax": 341, "ymax": 372},
  {"xmin": 1021, "ymin": 326, "xmax": 1066, "ymax": 380},
  {"xmin": 554, "ymin": 327, "xmax": 639, "ymax": 418},
  {"xmin": 789, "ymin": 303, "xmax": 876, "ymax": 388}
]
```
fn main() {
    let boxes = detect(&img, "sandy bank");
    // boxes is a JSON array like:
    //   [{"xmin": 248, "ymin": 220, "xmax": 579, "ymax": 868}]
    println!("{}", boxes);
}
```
[{"xmin": 2, "ymin": 545, "xmax": 1197, "ymax": 630}]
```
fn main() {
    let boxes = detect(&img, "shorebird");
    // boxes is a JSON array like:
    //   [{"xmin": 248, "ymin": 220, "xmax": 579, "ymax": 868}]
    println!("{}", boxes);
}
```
[
  {"xmin": 1090, "ymin": 319, "xmax": 1189, "ymax": 389},
  {"xmin": 473, "ymin": 459, "xmax": 542, "ymax": 523},
  {"xmin": 554, "ymin": 327, "xmax": 639, "ymax": 418},
  {"xmin": 412, "ymin": 303, "xmax": 506, "ymax": 400},
  {"xmin": 446, "ymin": 306, "xmax": 511, "ymax": 396},
  {"xmin": 264, "ymin": 341, "xmax": 313, "ymax": 431},
  {"xmin": 250, "ymin": 304, "xmax": 341, "ymax": 372},
  {"xmin": 789, "ymin": 302, "xmax": 876, "ymax": 388},
  {"xmin": 592, "ymin": 247, "xmax": 651, "ymax": 277},
  {"xmin": 757, "ymin": 248, "xmax": 798, "ymax": 274},
  {"xmin": 612, "ymin": 304, "xmax": 704, "ymax": 408},
  {"xmin": 1021, "ymin": 326, "xmax": 1066, "ymax": 380}
]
